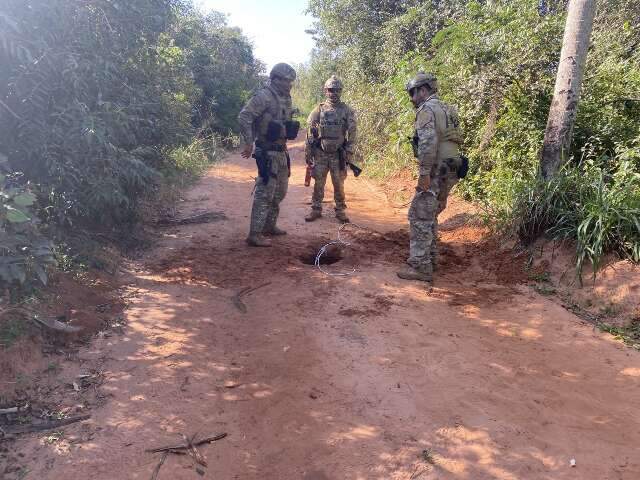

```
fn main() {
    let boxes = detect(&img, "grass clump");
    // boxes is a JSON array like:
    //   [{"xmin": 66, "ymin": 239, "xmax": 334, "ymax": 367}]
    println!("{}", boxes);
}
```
[{"xmin": 511, "ymin": 151, "xmax": 640, "ymax": 278}]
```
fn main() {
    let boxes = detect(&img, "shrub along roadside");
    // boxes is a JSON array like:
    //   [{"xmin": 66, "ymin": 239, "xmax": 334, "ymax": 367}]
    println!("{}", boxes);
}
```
[
  {"xmin": 0, "ymin": 1, "xmax": 261, "ymax": 300},
  {"xmin": 512, "ymin": 148, "xmax": 640, "ymax": 279},
  {"xmin": 0, "ymin": 170, "xmax": 55, "ymax": 299}
]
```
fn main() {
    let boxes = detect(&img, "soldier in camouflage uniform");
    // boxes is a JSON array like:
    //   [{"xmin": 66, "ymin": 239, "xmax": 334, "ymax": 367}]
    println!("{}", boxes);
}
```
[
  {"xmin": 238, "ymin": 63, "xmax": 298, "ymax": 247},
  {"xmin": 397, "ymin": 72, "xmax": 463, "ymax": 282},
  {"xmin": 304, "ymin": 75, "xmax": 357, "ymax": 223}
]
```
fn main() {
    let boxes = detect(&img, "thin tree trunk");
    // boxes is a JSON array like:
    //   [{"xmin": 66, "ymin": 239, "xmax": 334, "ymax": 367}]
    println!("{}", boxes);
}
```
[{"xmin": 540, "ymin": 0, "xmax": 596, "ymax": 179}]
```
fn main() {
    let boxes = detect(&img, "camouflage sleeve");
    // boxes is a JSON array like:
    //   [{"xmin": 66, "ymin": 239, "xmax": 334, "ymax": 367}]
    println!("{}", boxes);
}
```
[
  {"xmin": 416, "ymin": 107, "xmax": 438, "ymax": 176},
  {"xmin": 344, "ymin": 106, "xmax": 357, "ymax": 154},
  {"xmin": 307, "ymin": 106, "xmax": 320, "ymax": 130},
  {"xmin": 305, "ymin": 106, "xmax": 321, "ymax": 157},
  {"xmin": 237, "ymin": 90, "xmax": 269, "ymax": 145}
]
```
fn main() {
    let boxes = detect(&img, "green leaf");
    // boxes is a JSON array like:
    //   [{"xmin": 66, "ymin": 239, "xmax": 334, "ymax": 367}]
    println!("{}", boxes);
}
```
[
  {"xmin": 6, "ymin": 206, "xmax": 30, "ymax": 223},
  {"xmin": 13, "ymin": 192, "xmax": 37, "ymax": 207}
]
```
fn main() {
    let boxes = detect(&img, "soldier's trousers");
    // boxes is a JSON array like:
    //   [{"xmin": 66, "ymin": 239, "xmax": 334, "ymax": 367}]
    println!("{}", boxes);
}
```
[
  {"xmin": 407, "ymin": 184, "xmax": 439, "ymax": 274},
  {"xmin": 311, "ymin": 151, "xmax": 347, "ymax": 213},
  {"xmin": 249, "ymin": 151, "xmax": 289, "ymax": 234},
  {"xmin": 432, "ymin": 168, "xmax": 459, "ymax": 264}
]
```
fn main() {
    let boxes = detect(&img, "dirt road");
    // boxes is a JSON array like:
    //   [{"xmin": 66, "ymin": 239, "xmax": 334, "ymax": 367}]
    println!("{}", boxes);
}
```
[{"xmin": 14, "ymin": 140, "xmax": 640, "ymax": 479}]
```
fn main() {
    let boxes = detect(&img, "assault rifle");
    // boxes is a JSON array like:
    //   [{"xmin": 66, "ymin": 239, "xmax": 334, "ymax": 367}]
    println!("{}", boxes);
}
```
[{"xmin": 339, "ymin": 147, "xmax": 362, "ymax": 177}]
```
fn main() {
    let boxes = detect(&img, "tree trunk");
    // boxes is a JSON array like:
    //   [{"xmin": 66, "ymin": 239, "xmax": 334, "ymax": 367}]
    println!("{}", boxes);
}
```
[{"xmin": 540, "ymin": 0, "xmax": 596, "ymax": 179}]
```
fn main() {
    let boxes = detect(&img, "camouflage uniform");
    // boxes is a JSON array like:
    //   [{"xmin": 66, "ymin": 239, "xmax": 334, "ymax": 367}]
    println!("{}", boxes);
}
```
[
  {"xmin": 238, "ymin": 71, "xmax": 295, "ymax": 238},
  {"xmin": 304, "ymin": 76, "xmax": 357, "ymax": 222},
  {"xmin": 404, "ymin": 75, "xmax": 463, "ymax": 278},
  {"xmin": 306, "ymin": 101, "xmax": 357, "ymax": 216}
]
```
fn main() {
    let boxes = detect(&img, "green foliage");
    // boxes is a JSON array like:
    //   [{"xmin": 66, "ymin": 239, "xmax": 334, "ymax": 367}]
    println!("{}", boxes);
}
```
[
  {"xmin": 291, "ymin": 47, "xmax": 342, "ymax": 125},
  {"xmin": 0, "ymin": 0, "xmax": 261, "ymax": 228},
  {"xmin": 513, "ymin": 149, "xmax": 640, "ymax": 277},
  {"xmin": 306, "ymin": 0, "xmax": 640, "ymax": 272},
  {"xmin": 598, "ymin": 319, "xmax": 640, "ymax": 350},
  {"xmin": 164, "ymin": 135, "xmax": 226, "ymax": 180},
  {"xmin": 0, "ymin": 171, "xmax": 55, "ymax": 294},
  {"xmin": 175, "ymin": 11, "xmax": 264, "ymax": 134},
  {"xmin": 0, "ymin": 0, "xmax": 261, "ymax": 298}
]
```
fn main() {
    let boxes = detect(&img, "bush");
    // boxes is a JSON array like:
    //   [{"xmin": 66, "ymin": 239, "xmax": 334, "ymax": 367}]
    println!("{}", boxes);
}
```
[
  {"xmin": 0, "ymin": 0, "xmax": 262, "ymax": 229},
  {"xmin": 0, "ymin": 170, "xmax": 55, "ymax": 297},
  {"xmin": 166, "ymin": 136, "xmax": 222, "ymax": 178},
  {"xmin": 0, "ymin": 0, "xmax": 262, "ymax": 300},
  {"xmin": 513, "ymin": 149, "xmax": 640, "ymax": 277}
]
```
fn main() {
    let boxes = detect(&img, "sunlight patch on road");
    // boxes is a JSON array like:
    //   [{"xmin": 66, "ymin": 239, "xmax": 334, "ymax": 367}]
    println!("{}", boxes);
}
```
[{"xmin": 328, "ymin": 425, "xmax": 380, "ymax": 445}]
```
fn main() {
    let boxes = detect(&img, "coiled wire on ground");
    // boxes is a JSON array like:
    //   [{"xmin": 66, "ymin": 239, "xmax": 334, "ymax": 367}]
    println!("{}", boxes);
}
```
[{"xmin": 315, "ymin": 222, "xmax": 370, "ymax": 276}]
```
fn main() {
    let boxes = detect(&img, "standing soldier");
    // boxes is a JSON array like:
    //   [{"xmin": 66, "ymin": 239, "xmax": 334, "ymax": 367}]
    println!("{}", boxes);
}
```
[
  {"xmin": 304, "ymin": 75, "xmax": 357, "ymax": 223},
  {"xmin": 398, "ymin": 72, "xmax": 464, "ymax": 282},
  {"xmin": 238, "ymin": 63, "xmax": 299, "ymax": 247}
]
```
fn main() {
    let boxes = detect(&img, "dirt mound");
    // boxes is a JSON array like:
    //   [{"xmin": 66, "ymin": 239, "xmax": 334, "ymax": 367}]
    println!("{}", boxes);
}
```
[
  {"xmin": 149, "ymin": 236, "xmax": 318, "ymax": 288},
  {"xmin": 149, "ymin": 230, "xmax": 403, "ymax": 287},
  {"xmin": 342, "ymin": 222, "xmax": 528, "ymax": 285},
  {"xmin": 528, "ymin": 239, "xmax": 640, "ymax": 331},
  {"xmin": 345, "ymin": 228, "xmax": 408, "ymax": 264}
]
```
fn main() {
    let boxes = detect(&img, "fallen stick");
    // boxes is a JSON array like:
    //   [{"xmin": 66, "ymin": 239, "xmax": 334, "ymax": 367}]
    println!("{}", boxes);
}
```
[
  {"xmin": 0, "ymin": 407, "xmax": 18, "ymax": 415},
  {"xmin": 146, "ymin": 433, "xmax": 227, "ymax": 454},
  {"xmin": 157, "ymin": 211, "xmax": 227, "ymax": 226},
  {"xmin": 31, "ymin": 315, "xmax": 82, "ymax": 333},
  {"xmin": 182, "ymin": 433, "xmax": 207, "ymax": 467},
  {"xmin": 240, "ymin": 281, "xmax": 272, "ymax": 297},
  {"xmin": 3, "ymin": 414, "xmax": 91, "ymax": 435},
  {"xmin": 1, "ymin": 307, "xmax": 81, "ymax": 334},
  {"xmin": 231, "ymin": 282, "xmax": 271, "ymax": 313},
  {"xmin": 150, "ymin": 451, "xmax": 168, "ymax": 480}
]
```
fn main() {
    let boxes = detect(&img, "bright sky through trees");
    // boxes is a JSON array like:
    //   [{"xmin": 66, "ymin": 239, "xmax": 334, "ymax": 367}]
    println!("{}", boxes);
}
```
[{"xmin": 197, "ymin": 0, "xmax": 314, "ymax": 71}]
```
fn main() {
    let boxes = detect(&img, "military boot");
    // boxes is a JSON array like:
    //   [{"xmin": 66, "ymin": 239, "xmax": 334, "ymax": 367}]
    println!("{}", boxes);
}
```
[
  {"xmin": 396, "ymin": 265, "xmax": 432, "ymax": 282},
  {"xmin": 305, "ymin": 209, "xmax": 322, "ymax": 222},
  {"xmin": 335, "ymin": 210, "xmax": 350, "ymax": 223},
  {"xmin": 246, "ymin": 234, "xmax": 272, "ymax": 247},
  {"xmin": 265, "ymin": 226, "xmax": 287, "ymax": 236}
]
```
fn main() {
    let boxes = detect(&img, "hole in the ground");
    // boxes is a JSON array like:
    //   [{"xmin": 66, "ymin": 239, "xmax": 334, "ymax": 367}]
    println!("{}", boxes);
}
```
[{"xmin": 299, "ymin": 243, "xmax": 343, "ymax": 266}]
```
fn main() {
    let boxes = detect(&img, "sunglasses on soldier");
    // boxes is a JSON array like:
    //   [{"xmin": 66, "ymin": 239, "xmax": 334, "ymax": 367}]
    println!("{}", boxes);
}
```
[{"xmin": 326, "ymin": 88, "xmax": 341, "ymax": 93}]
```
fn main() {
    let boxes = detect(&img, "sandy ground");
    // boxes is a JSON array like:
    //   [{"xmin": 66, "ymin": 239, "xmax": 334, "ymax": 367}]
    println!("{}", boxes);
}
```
[{"xmin": 6, "ymin": 139, "xmax": 640, "ymax": 479}]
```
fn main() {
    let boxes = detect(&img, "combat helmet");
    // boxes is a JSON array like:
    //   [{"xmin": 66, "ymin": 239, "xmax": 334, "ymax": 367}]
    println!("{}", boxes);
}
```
[
  {"xmin": 270, "ymin": 63, "xmax": 296, "ymax": 81},
  {"xmin": 324, "ymin": 75, "xmax": 343, "ymax": 90},
  {"xmin": 405, "ymin": 72, "xmax": 437, "ymax": 93}
]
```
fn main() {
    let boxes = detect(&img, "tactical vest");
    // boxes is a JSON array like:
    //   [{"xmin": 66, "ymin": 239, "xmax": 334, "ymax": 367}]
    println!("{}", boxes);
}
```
[
  {"xmin": 415, "ymin": 96, "xmax": 462, "ymax": 168},
  {"xmin": 256, "ymin": 86, "xmax": 293, "ymax": 146},
  {"xmin": 318, "ymin": 102, "xmax": 349, "ymax": 153}
]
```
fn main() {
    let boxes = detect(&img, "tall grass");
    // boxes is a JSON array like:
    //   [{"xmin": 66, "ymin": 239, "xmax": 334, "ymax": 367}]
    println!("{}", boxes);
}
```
[
  {"xmin": 166, "ymin": 135, "xmax": 223, "ymax": 179},
  {"xmin": 513, "ymin": 152, "xmax": 640, "ymax": 278},
  {"xmin": 153, "ymin": 135, "xmax": 228, "ymax": 215}
]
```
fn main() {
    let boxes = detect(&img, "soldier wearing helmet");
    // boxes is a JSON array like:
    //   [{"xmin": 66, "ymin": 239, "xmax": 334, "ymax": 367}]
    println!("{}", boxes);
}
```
[
  {"xmin": 304, "ymin": 75, "xmax": 357, "ymax": 223},
  {"xmin": 397, "ymin": 72, "xmax": 464, "ymax": 282},
  {"xmin": 238, "ymin": 63, "xmax": 299, "ymax": 247}
]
